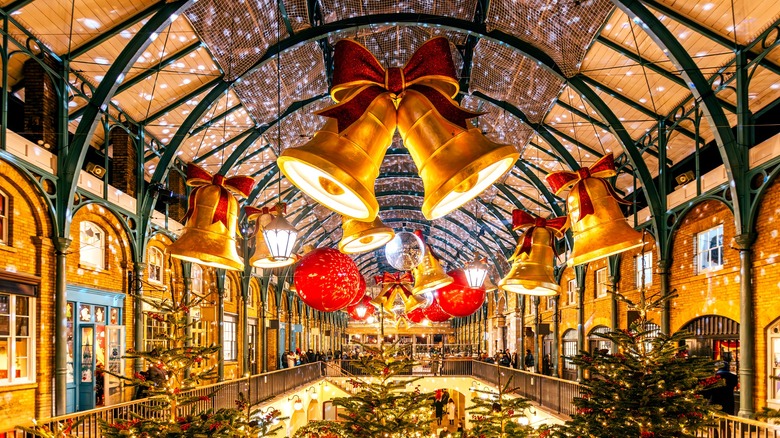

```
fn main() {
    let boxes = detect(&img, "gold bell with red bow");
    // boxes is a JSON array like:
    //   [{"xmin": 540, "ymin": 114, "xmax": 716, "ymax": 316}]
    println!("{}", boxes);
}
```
[
  {"xmin": 248, "ymin": 205, "xmax": 298, "ymax": 269},
  {"xmin": 499, "ymin": 210, "xmax": 569, "ymax": 295},
  {"xmin": 338, "ymin": 216, "xmax": 395, "ymax": 254},
  {"xmin": 546, "ymin": 154, "xmax": 643, "ymax": 266},
  {"xmin": 411, "ymin": 230, "xmax": 453, "ymax": 295},
  {"xmin": 168, "ymin": 164, "xmax": 256, "ymax": 271}
]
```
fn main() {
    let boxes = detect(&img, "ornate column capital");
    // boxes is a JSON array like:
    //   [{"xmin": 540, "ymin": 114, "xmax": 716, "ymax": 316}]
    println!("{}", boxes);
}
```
[{"xmin": 732, "ymin": 233, "xmax": 756, "ymax": 251}]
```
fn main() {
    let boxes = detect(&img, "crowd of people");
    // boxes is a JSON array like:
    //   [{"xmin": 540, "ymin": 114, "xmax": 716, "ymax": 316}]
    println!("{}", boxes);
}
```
[{"xmin": 475, "ymin": 348, "xmax": 553, "ymax": 375}]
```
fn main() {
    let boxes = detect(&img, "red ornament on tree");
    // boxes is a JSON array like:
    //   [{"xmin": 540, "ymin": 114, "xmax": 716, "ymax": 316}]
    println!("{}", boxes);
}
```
[
  {"xmin": 423, "ymin": 292, "xmax": 452, "ymax": 322},
  {"xmin": 347, "ymin": 294, "xmax": 375, "ymax": 321},
  {"xmin": 294, "ymin": 247, "xmax": 362, "ymax": 312},
  {"xmin": 437, "ymin": 269, "xmax": 486, "ymax": 317}
]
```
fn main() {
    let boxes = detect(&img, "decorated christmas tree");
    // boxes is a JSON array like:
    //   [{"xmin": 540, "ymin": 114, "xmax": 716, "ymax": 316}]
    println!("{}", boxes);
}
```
[
  {"xmin": 467, "ymin": 376, "xmax": 537, "ymax": 438},
  {"xmin": 547, "ymin": 292, "xmax": 720, "ymax": 438},
  {"xmin": 293, "ymin": 342, "xmax": 433, "ymax": 438},
  {"xmin": 96, "ymin": 289, "xmax": 283, "ymax": 438}
]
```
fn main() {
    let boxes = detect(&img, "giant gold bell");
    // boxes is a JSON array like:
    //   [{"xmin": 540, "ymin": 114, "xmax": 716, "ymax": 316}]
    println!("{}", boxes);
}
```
[
  {"xmin": 277, "ymin": 92, "xmax": 396, "ymax": 221},
  {"xmin": 499, "ymin": 227, "xmax": 559, "ymax": 296},
  {"xmin": 412, "ymin": 245, "xmax": 453, "ymax": 295},
  {"xmin": 338, "ymin": 216, "xmax": 395, "ymax": 254},
  {"xmin": 168, "ymin": 185, "xmax": 244, "ymax": 271},
  {"xmin": 397, "ymin": 89, "xmax": 519, "ymax": 219},
  {"xmin": 568, "ymin": 178, "xmax": 644, "ymax": 266}
]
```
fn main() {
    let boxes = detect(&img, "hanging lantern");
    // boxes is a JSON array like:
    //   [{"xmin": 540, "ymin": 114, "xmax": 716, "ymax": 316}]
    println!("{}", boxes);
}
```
[
  {"xmin": 384, "ymin": 231, "xmax": 425, "ymax": 271},
  {"xmin": 411, "ymin": 230, "xmax": 453, "ymax": 295},
  {"xmin": 463, "ymin": 256, "xmax": 488, "ymax": 288},
  {"xmin": 262, "ymin": 203, "xmax": 298, "ymax": 262},
  {"xmin": 247, "ymin": 206, "xmax": 297, "ymax": 269},
  {"xmin": 437, "ymin": 269, "xmax": 486, "ymax": 317},
  {"xmin": 499, "ymin": 210, "xmax": 569, "ymax": 296},
  {"xmin": 168, "ymin": 164, "xmax": 255, "ymax": 271},
  {"xmin": 546, "ymin": 154, "xmax": 643, "ymax": 266},
  {"xmin": 347, "ymin": 294, "xmax": 375, "ymax": 321},
  {"xmin": 423, "ymin": 292, "xmax": 453, "ymax": 322},
  {"xmin": 293, "ymin": 248, "xmax": 362, "ymax": 312},
  {"xmin": 339, "ymin": 216, "xmax": 395, "ymax": 254}
]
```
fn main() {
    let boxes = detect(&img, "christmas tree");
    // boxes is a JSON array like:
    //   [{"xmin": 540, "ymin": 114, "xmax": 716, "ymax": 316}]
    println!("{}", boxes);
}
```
[
  {"xmin": 293, "ymin": 342, "xmax": 433, "ymax": 438},
  {"xmin": 546, "ymin": 292, "xmax": 720, "ymax": 438},
  {"xmin": 467, "ymin": 376, "xmax": 538, "ymax": 438},
  {"xmin": 96, "ymin": 289, "xmax": 283, "ymax": 438}
]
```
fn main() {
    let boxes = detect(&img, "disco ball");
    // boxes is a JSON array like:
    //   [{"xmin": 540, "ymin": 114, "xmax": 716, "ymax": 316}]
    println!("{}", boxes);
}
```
[{"xmin": 384, "ymin": 231, "xmax": 425, "ymax": 271}]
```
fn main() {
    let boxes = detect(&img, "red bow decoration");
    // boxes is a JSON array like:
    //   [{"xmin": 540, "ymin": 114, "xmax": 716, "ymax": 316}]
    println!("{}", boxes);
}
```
[
  {"xmin": 544, "ymin": 154, "xmax": 630, "ymax": 223},
  {"xmin": 374, "ymin": 271, "xmax": 414, "ymax": 286},
  {"xmin": 511, "ymin": 210, "xmax": 569, "ymax": 258},
  {"xmin": 245, "ymin": 203, "xmax": 287, "ymax": 220},
  {"xmin": 183, "ymin": 163, "xmax": 256, "ymax": 227},
  {"xmin": 319, "ymin": 37, "xmax": 479, "ymax": 132}
]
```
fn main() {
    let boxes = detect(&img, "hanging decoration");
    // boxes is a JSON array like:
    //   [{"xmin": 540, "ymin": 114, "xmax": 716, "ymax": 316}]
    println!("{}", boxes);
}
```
[
  {"xmin": 262, "ymin": 203, "xmax": 299, "ymax": 262},
  {"xmin": 293, "ymin": 247, "xmax": 362, "ymax": 312},
  {"xmin": 347, "ymin": 294, "xmax": 375, "ymax": 321},
  {"xmin": 546, "ymin": 153, "xmax": 643, "ymax": 266},
  {"xmin": 347, "ymin": 275, "xmax": 367, "ymax": 307},
  {"xmin": 405, "ymin": 306, "xmax": 428, "ymax": 324},
  {"xmin": 247, "ymin": 205, "xmax": 298, "ymax": 268},
  {"xmin": 384, "ymin": 231, "xmax": 425, "ymax": 271},
  {"xmin": 499, "ymin": 210, "xmax": 568, "ymax": 296},
  {"xmin": 339, "ymin": 216, "xmax": 395, "ymax": 254},
  {"xmin": 422, "ymin": 292, "xmax": 453, "ymax": 322},
  {"xmin": 278, "ymin": 37, "xmax": 517, "ymax": 221},
  {"xmin": 411, "ymin": 230, "xmax": 453, "ymax": 295},
  {"xmin": 463, "ymin": 256, "xmax": 489, "ymax": 288},
  {"xmin": 436, "ymin": 269, "xmax": 486, "ymax": 317},
  {"xmin": 370, "ymin": 272, "xmax": 424, "ymax": 316},
  {"xmin": 168, "ymin": 163, "xmax": 255, "ymax": 271}
]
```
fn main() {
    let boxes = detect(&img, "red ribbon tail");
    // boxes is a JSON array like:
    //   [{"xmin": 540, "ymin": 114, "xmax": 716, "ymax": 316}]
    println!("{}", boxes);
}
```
[
  {"xmin": 182, "ymin": 186, "xmax": 200, "ymax": 223},
  {"xmin": 211, "ymin": 187, "xmax": 230, "ymax": 227},
  {"xmin": 317, "ymin": 86, "xmax": 386, "ymax": 133},
  {"xmin": 576, "ymin": 182, "xmax": 596, "ymax": 222},
  {"xmin": 518, "ymin": 227, "xmax": 536, "ymax": 257}
]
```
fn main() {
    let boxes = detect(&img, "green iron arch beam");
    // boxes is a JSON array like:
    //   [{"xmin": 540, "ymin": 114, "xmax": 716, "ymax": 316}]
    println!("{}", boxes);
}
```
[{"xmin": 62, "ymin": 0, "xmax": 195, "ymax": 240}]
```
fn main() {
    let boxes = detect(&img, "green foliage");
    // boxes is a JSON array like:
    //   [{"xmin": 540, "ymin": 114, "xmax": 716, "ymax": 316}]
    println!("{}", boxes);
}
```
[
  {"xmin": 16, "ymin": 418, "xmax": 84, "ymax": 438},
  {"xmin": 467, "ymin": 377, "xmax": 537, "ymax": 438},
  {"xmin": 547, "ymin": 291, "xmax": 721, "ymax": 438},
  {"xmin": 292, "ymin": 420, "xmax": 350, "ymax": 438}
]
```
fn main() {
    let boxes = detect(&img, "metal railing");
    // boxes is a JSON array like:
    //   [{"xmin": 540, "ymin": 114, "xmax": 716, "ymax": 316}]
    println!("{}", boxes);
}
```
[
  {"xmin": 19, "ymin": 362, "xmax": 323, "ymax": 437},
  {"xmin": 17, "ymin": 359, "xmax": 780, "ymax": 438},
  {"xmin": 472, "ymin": 361, "xmax": 581, "ymax": 417},
  {"xmin": 333, "ymin": 358, "xmax": 473, "ymax": 377}
]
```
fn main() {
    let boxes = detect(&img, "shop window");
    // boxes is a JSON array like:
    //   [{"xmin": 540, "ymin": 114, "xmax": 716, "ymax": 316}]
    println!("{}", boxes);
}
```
[
  {"xmin": 144, "ymin": 313, "xmax": 169, "ymax": 351},
  {"xmin": 79, "ymin": 221, "xmax": 105, "ymax": 269},
  {"xmin": 562, "ymin": 329, "xmax": 578, "ymax": 371},
  {"xmin": 547, "ymin": 295, "xmax": 555, "ymax": 310},
  {"xmin": 567, "ymin": 279, "xmax": 577, "ymax": 305},
  {"xmin": 191, "ymin": 264, "xmax": 203, "ymax": 295},
  {"xmin": 0, "ymin": 293, "xmax": 35, "ymax": 385},
  {"xmin": 595, "ymin": 268, "xmax": 608, "ymax": 298},
  {"xmin": 147, "ymin": 247, "xmax": 164, "ymax": 284},
  {"xmin": 768, "ymin": 319, "xmax": 780, "ymax": 405},
  {"xmin": 635, "ymin": 252, "xmax": 653, "ymax": 288},
  {"xmin": 696, "ymin": 225, "xmax": 724, "ymax": 273},
  {"xmin": 224, "ymin": 314, "xmax": 237, "ymax": 362},
  {"xmin": 0, "ymin": 190, "xmax": 8, "ymax": 245}
]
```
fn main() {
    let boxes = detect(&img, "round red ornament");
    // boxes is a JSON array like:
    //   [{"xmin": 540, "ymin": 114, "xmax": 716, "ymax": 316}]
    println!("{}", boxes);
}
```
[
  {"xmin": 423, "ymin": 292, "xmax": 452, "ymax": 322},
  {"xmin": 405, "ymin": 306, "xmax": 427, "ymax": 324},
  {"xmin": 437, "ymin": 269, "xmax": 486, "ymax": 317},
  {"xmin": 347, "ymin": 294, "xmax": 375, "ymax": 320},
  {"xmin": 294, "ymin": 247, "xmax": 362, "ymax": 312},
  {"xmin": 347, "ymin": 275, "xmax": 367, "ymax": 306}
]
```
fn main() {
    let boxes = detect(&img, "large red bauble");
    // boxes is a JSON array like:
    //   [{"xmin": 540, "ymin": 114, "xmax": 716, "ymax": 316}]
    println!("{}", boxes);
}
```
[
  {"xmin": 423, "ymin": 292, "xmax": 452, "ymax": 322},
  {"xmin": 347, "ymin": 294, "xmax": 375, "ymax": 320},
  {"xmin": 406, "ymin": 306, "xmax": 427, "ymax": 324},
  {"xmin": 294, "ymin": 247, "xmax": 362, "ymax": 312},
  {"xmin": 347, "ymin": 275, "xmax": 367, "ymax": 306},
  {"xmin": 437, "ymin": 269, "xmax": 486, "ymax": 317}
]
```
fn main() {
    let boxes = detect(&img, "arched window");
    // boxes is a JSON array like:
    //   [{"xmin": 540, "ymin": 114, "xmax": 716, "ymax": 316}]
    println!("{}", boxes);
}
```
[
  {"xmin": 562, "ymin": 329, "xmax": 578, "ymax": 379},
  {"xmin": 223, "ymin": 278, "xmax": 232, "ymax": 302},
  {"xmin": 79, "ymin": 221, "xmax": 105, "ymax": 269},
  {"xmin": 588, "ymin": 326, "xmax": 611, "ymax": 354},
  {"xmin": 147, "ymin": 247, "xmax": 164, "ymax": 284},
  {"xmin": 191, "ymin": 264, "xmax": 203, "ymax": 294},
  {"xmin": 0, "ymin": 190, "xmax": 8, "ymax": 245}
]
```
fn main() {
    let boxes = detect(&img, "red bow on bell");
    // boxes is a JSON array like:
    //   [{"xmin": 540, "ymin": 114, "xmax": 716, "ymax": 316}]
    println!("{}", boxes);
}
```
[
  {"xmin": 245, "ymin": 203, "xmax": 287, "ymax": 221},
  {"xmin": 374, "ymin": 271, "xmax": 414, "ymax": 286},
  {"xmin": 511, "ymin": 210, "xmax": 569, "ymax": 258},
  {"xmin": 544, "ymin": 154, "xmax": 629, "ymax": 223},
  {"xmin": 183, "ymin": 163, "xmax": 256, "ymax": 227},
  {"xmin": 319, "ymin": 37, "xmax": 479, "ymax": 132}
]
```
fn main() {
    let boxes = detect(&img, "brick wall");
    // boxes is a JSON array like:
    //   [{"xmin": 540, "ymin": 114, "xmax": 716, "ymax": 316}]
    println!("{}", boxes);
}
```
[
  {"xmin": 22, "ymin": 55, "xmax": 58, "ymax": 149},
  {"xmin": 108, "ymin": 127, "xmax": 138, "ymax": 197}
]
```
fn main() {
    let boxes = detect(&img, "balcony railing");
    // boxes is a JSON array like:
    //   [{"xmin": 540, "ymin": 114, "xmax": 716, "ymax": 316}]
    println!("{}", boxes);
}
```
[{"xmin": 16, "ymin": 360, "xmax": 780, "ymax": 438}]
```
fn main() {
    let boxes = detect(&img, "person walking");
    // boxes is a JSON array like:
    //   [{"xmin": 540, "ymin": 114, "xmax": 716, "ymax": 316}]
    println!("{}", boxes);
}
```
[
  {"xmin": 434, "ymin": 398, "xmax": 444, "ymax": 426},
  {"xmin": 431, "ymin": 354, "xmax": 441, "ymax": 376},
  {"xmin": 447, "ymin": 399, "xmax": 456, "ymax": 426},
  {"xmin": 524, "ymin": 349, "xmax": 536, "ymax": 373}
]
